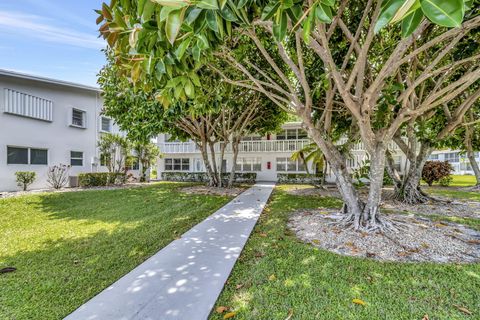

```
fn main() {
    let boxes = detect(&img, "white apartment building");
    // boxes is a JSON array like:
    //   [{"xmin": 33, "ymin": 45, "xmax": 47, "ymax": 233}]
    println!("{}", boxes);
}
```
[
  {"xmin": 157, "ymin": 122, "xmax": 479, "ymax": 182},
  {"xmin": 0, "ymin": 69, "xmax": 135, "ymax": 191},
  {"xmin": 157, "ymin": 123, "xmax": 313, "ymax": 182}
]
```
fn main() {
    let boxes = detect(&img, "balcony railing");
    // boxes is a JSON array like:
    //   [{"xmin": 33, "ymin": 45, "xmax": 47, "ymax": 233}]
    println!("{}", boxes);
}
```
[
  {"xmin": 159, "ymin": 139, "xmax": 312, "ymax": 154},
  {"xmin": 159, "ymin": 138, "xmax": 403, "ymax": 154}
]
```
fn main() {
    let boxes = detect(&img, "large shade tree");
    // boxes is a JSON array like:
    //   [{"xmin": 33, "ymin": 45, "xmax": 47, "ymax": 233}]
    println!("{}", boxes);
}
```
[
  {"xmin": 98, "ymin": 52, "xmax": 286, "ymax": 187},
  {"xmin": 97, "ymin": 0, "xmax": 480, "ymax": 231}
]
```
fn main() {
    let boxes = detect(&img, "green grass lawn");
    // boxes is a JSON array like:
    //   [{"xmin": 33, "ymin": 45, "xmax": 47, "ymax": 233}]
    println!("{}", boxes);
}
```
[
  {"xmin": 448, "ymin": 175, "xmax": 478, "ymax": 187},
  {"xmin": 210, "ymin": 185, "xmax": 480, "ymax": 320},
  {"xmin": 0, "ymin": 183, "xmax": 231, "ymax": 320},
  {"xmin": 422, "ymin": 175, "xmax": 478, "ymax": 188}
]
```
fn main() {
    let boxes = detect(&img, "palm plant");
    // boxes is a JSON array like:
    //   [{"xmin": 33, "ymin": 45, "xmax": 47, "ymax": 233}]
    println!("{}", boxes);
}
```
[{"xmin": 291, "ymin": 143, "xmax": 325, "ymax": 185}]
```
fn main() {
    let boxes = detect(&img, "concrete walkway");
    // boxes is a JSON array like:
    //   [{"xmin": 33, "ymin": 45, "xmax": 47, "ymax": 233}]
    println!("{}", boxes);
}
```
[{"xmin": 65, "ymin": 183, "xmax": 275, "ymax": 320}]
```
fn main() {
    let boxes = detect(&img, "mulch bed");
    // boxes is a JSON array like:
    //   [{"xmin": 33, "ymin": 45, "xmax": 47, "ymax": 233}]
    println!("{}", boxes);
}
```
[
  {"xmin": 288, "ymin": 209, "xmax": 480, "ymax": 263},
  {"xmin": 286, "ymin": 186, "xmax": 480, "ymax": 219}
]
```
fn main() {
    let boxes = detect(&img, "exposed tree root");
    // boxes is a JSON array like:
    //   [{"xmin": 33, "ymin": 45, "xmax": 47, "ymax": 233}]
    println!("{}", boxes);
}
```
[
  {"xmin": 330, "ymin": 203, "xmax": 406, "ymax": 234},
  {"xmin": 467, "ymin": 185, "xmax": 480, "ymax": 192},
  {"xmin": 390, "ymin": 186, "xmax": 433, "ymax": 205}
]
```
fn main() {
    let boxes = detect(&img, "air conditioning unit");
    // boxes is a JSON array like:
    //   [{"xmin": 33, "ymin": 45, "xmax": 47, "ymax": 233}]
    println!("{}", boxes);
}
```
[{"xmin": 69, "ymin": 176, "xmax": 79, "ymax": 188}]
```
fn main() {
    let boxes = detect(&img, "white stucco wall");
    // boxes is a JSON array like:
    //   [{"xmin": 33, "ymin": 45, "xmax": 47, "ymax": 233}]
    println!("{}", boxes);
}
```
[{"xmin": 0, "ymin": 74, "xmax": 119, "ymax": 191}]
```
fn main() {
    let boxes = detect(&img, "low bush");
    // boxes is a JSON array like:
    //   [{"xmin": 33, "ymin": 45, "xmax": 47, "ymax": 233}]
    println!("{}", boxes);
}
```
[
  {"xmin": 15, "ymin": 171, "xmax": 36, "ymax": 191},
  {"xmin": 422, "ymin": 161, "xmax": 453, "ymax": 186},
  {"xmin": 277, "ymin": 173, "xmax": 323, "ymax": 184},
  {"xmin": 78, "ymin": 172, "xmax": 126, "ymax": 187},
  {"xmin": 161, "ymin": 172, "xmax": 256, "ymax": 184},
  {"xmin": 47, "ymin": 164, "xmax": 70, "ymax": 189},
  {"xmin": 438, "ymin": 175, "xmax": 453, "ymax": 187}
]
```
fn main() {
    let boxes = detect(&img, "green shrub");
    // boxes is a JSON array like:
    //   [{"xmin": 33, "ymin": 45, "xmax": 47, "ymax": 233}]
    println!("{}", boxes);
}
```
[
  {"xmin": 161, "ymin": 172, "xmax": 256, "ymax": 184},
  {"xmin": 422, "ymin": 161, "xmax": 453, "ymax": 186},
  {"xmin": 78, "ymin": 172, "xmax": 126, "ymax": 187},
  {"xmin": 15, "ymin": 171, "xmax": 36, "ymax": 191},
  {"xmin": 438, "ymin": 175, "xmax": 453, "ymax": 187},
  {"xmin": 383, "ymin": 171, "xmax": 394, "ymax": 186},
  {"xmin": 277, "ymin": 173, "xmax": 323, "ymax": 184}
]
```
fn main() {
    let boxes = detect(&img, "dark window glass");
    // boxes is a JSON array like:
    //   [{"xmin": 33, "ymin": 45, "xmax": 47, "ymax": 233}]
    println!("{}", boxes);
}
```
[
  {"xmin": 181, "ymin": 158, "xmax": 190, "ymax": 171},
  {"xmin": 173, "ymin": 158, "xmax": 181, "ymax": 170},
  {"xmin": 30, "ymin": 149, "xmax": 48, "ymax": 165},
  {"xmin": 276, "ymin": 158, "xmax": 286, "ymax": 172},
  {"xmin": 276, "ymin": 130, "xmax": 286, "ymax": 140},
  {"xmin": 286, "ymin": 129, "xmax": 297, "ymax": 140},
  {"xmin": 298, "ymin": 129, "xmax": 308, "ymax": 139},
  {"xmin": 72, "ymin": 109, "xmax": 85, "ymax": 127},
  {"xmin": 7, "ymin": 147, "xmax": 28, "ymax": 164},
  {"xmin": 101, "ymin": 117, "xmax": 111, "ymax": 132},
  {"xmin": 70, "ymin": 151, "xmax": 83, "ymax": 166},
  {"xmin": 165, "ymin": 159, "xmax": 173, "ymax": 171}
]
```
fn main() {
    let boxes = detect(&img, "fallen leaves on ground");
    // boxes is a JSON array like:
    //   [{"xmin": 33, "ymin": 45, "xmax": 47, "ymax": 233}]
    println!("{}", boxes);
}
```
[
  {"xmin": 454, "ymin": 304, "xmax": 473, "ymax": 315},
  {"xmin": 285, "ymin": 309, "xmax": 294, "ymax": 320},
  {"xmin": 352, "ymin": 298, "xmax": 366, "ymax": 306},
  {"xmin": 422, "ymin": 314, "xmax": 429, "ymax": 320},
  {"xmin": 235, "ymin": 284, "xmax": 244, "ymax": 290},
  {"xmin": 216, "ymin": 306, "xmax": 229, "ymax": 313},
  {"xmin": 268, "ymin": 274, "xmax": 276, "ymax": 281},
  {"xmin": 223, "ymin": 311, "xmax": 236, "ymax": 319}
]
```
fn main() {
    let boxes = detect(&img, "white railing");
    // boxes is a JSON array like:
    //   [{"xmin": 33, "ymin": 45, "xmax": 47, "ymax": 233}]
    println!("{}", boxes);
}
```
[
  {"xmin": 337, "ymin": 138, "xmax": 400, "ymax": 151},
  {"xmin": 159, "ymin": 139, "xmax": 311, "ymax": 154},
  {"xmin": 159, "ymin": 138, "xmax": 404, "ymax": 154}
]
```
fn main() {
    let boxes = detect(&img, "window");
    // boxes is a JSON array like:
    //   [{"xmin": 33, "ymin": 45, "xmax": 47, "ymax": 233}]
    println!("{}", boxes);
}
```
[
  {"xmin": 276, "ymin": 157, "xmax": 306, "ymax": 172},
  {"xmin": 165, "ymin": 158, "xmax": 190, "ymax": 171},
  {"xmin": 101, "ymin": 117, "xmax": 111, "ymax": 132},
  {"xmin": 70, "ymin": 151, "xmax": 83, "ymax": 166},
  {"xmin": 31, "ymin": 149, "xmax": 48, "ymax": 165},
  {"xmin": 71, "ymin": 109, "xmax": 86, "ymax": 128},
  {"xmin": 4, "ymin": 88, "xmax": 53, "ymax": 121},
  {"xmin": 429, "ymin": 154, "xmax": 439, "ymax": 160},
  {"xmin": 126, "ymin": 157, "xmax": 140, "ymax": 170},
  {"xmin": 235, "ymin": 157, "xmax": 262, "ymax": 172},
  {"xmin": 445, "ymin": 152, "xmax": 459, "ymax": 163},
  {"xmin": 276, "ymin": 128, "xmax": 308, "ymax": 140},
  {"xmin": 7, "ymin": 147, "xmax": 28, "ymax": 164},
  {"xmin": 7, "ymin": 146, "xmax": 47, "ymax": 165},
  {"xmin": 100, "ymin": 153, "xmax": 110, "ymax": 166}
]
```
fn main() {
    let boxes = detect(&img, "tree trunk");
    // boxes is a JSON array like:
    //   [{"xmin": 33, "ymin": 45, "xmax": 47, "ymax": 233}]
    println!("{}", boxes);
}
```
[
  {"xmin": 199, "ymin": 143, "xmax": 218, "ymax": 187},
  {"xmin": 393, "ymin": 161, "xmax": 431, "ymax": 204},
  {"xmin": 228, "ymin": 138, "xmax": 240, "ymax": 188},
  {"xmin": 465, "ymin": 125, "xmax": 480, "ymax": 186},
  {"xmin": 392, "ymin": 141, "xmax": 433, "ymax": 204},
  {"xmin": 208, "ymin": 141, "xmax": 219, "ymax": 187},
  {"xmin": 218, "ymin": 141, "xmax": 227, "ymax": 187},
  {"xmin": 307, "ymin": 129, "xmax": 364, "ymax": 221}
]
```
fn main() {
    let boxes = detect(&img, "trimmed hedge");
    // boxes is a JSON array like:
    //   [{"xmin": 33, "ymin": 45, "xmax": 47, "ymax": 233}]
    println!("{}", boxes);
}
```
[
  {"xmin": 277, "ymin": 173, "xmax": 323, "ymax": 184},
  {"xmin": 78, "ymin": 172, "xmax": 126, "ymax": 187},
  {"xmin": 161, "ymin": 172, "xmax": 256, "ymax": 184}
]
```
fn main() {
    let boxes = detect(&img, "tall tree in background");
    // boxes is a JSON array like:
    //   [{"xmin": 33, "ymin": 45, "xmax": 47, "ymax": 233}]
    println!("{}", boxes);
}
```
[
  {"xmin": 97, "ymin": 0, "xmax": 479, "ymax": 231},
  {"xmin": 132, "ymin": 140, "xmax": 161, "ymax": 182},
  {"xmin": 98, "ymin": 52, "xmax": 286, "ymax": 187}
]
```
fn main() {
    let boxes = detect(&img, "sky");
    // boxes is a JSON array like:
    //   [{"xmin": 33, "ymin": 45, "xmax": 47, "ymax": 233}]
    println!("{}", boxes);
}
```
[{"xmin": 0, "ymin": 0, "xmax": 106, "ymax": 87}]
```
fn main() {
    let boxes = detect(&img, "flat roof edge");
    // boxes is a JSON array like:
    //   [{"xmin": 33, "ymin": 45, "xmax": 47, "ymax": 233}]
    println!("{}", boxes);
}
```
[{"xmin": 0, "ymin": 69, "xmax": 101, "ymax": 92}]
